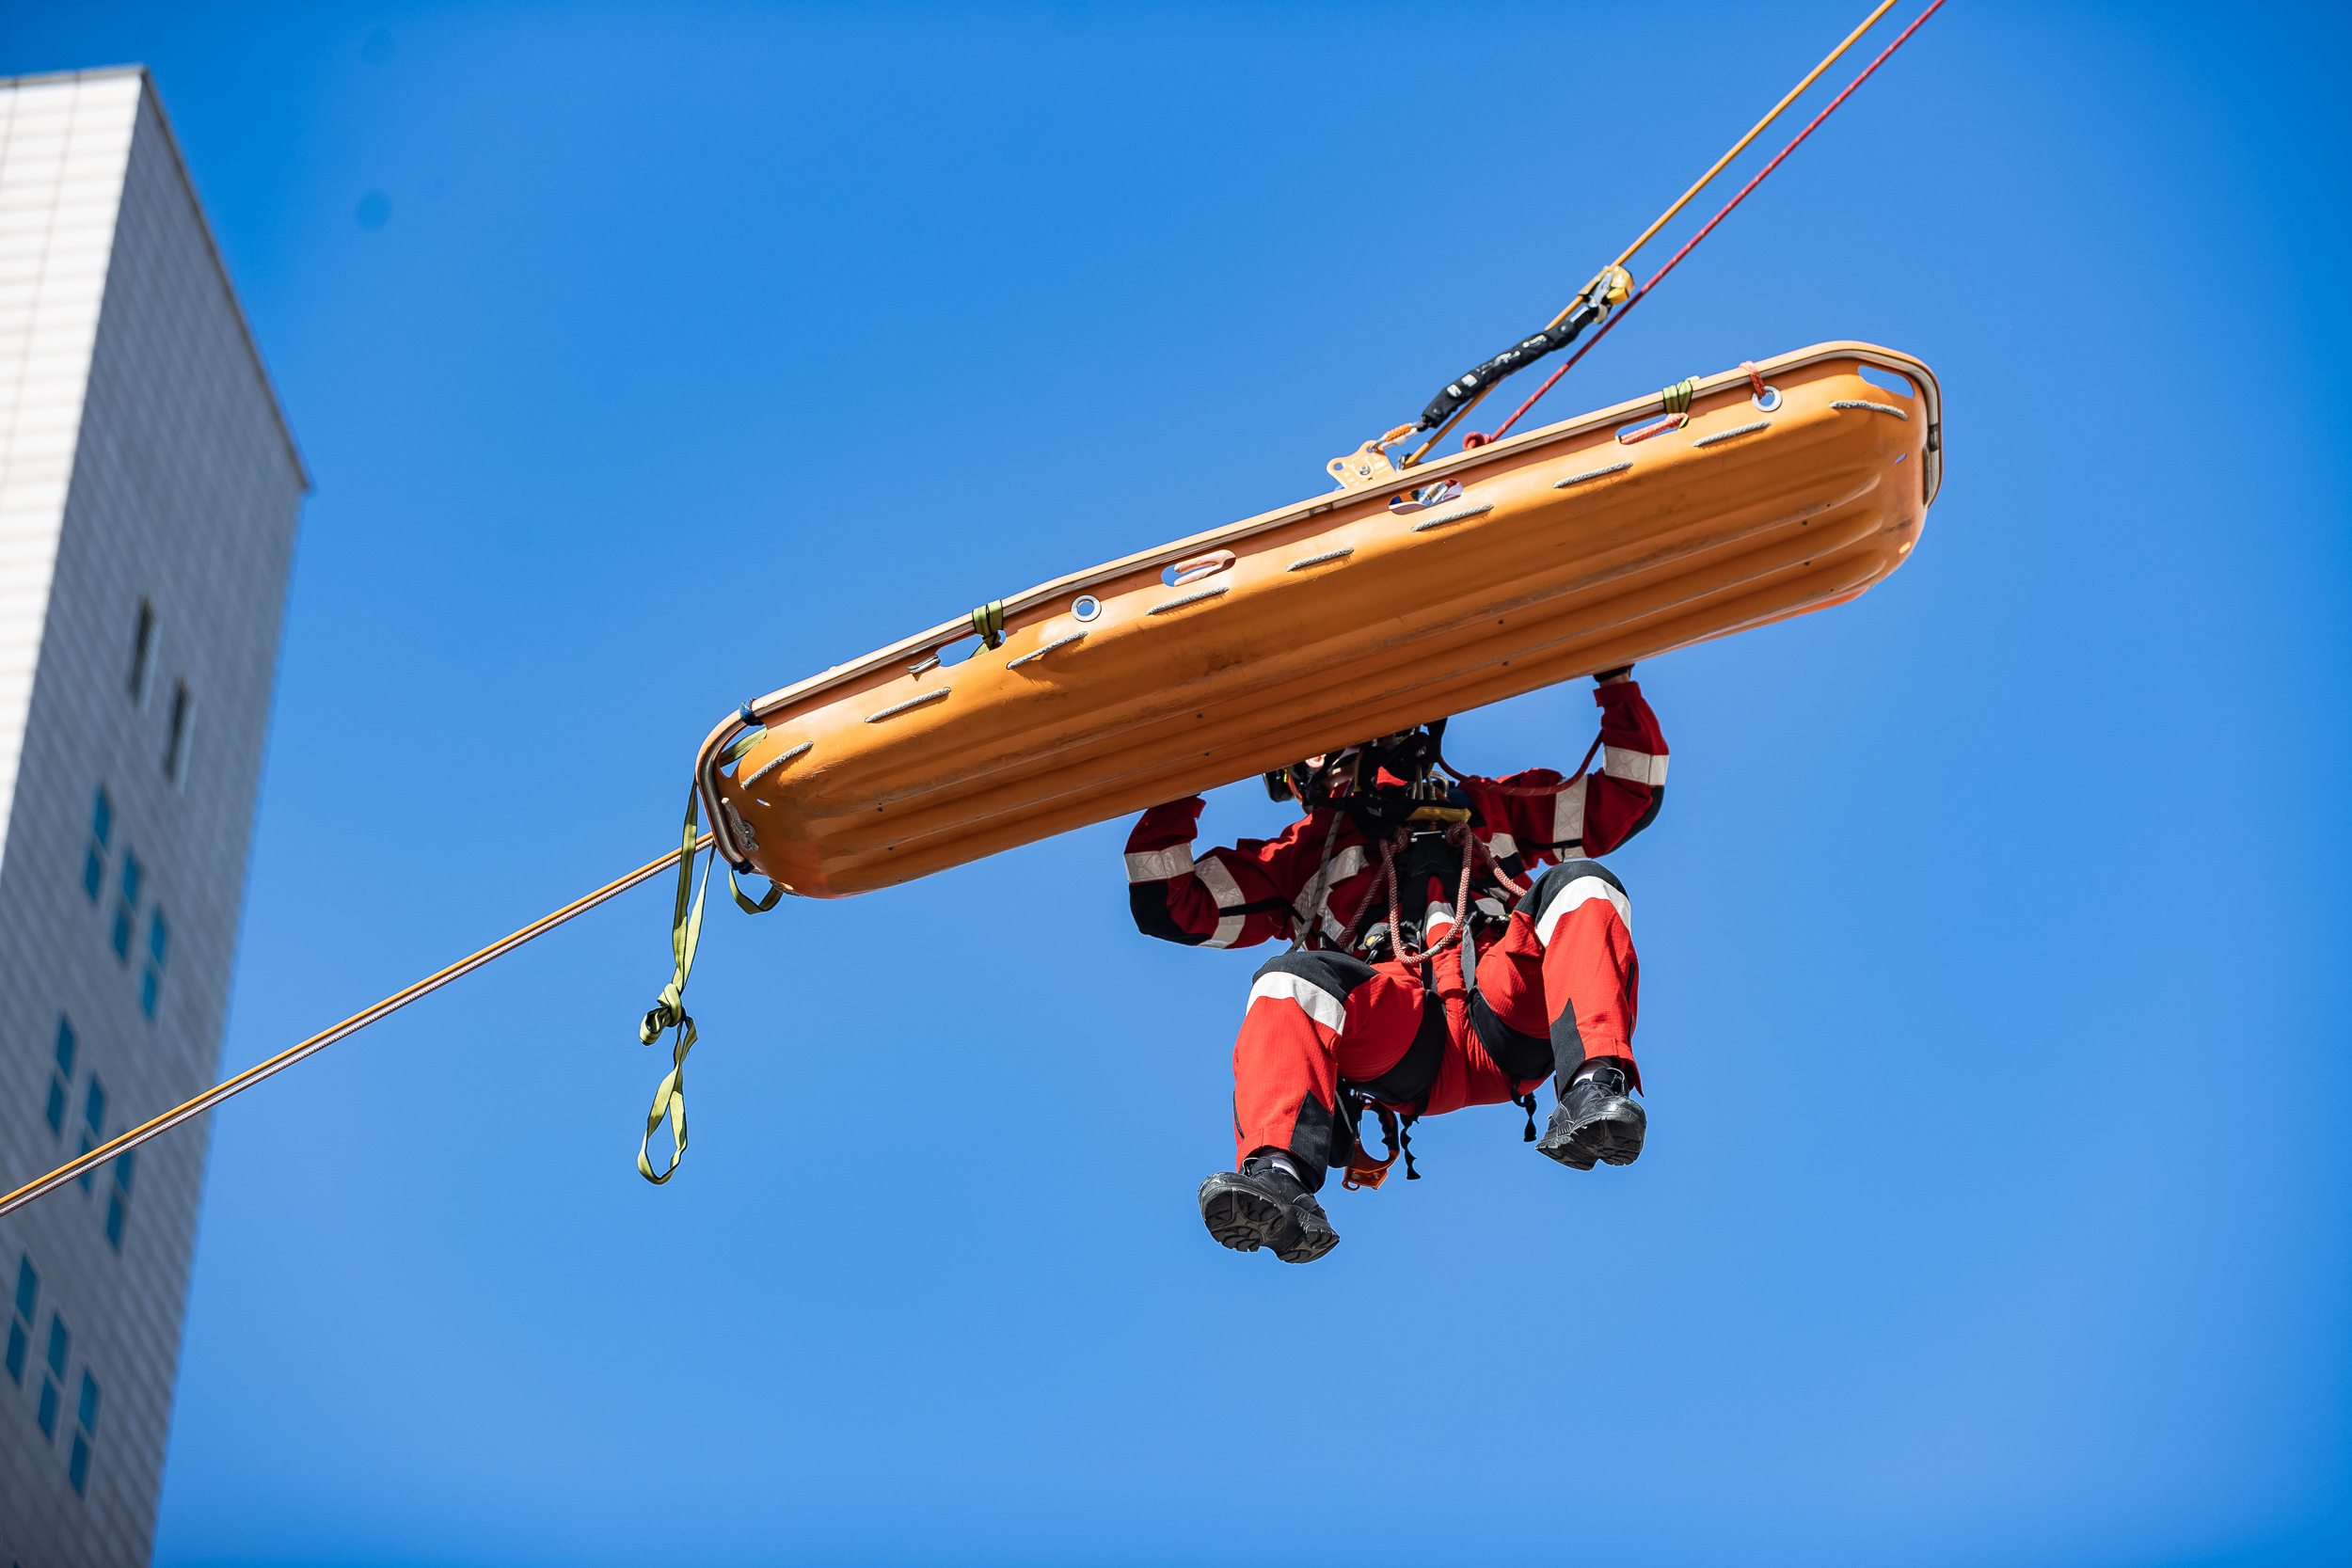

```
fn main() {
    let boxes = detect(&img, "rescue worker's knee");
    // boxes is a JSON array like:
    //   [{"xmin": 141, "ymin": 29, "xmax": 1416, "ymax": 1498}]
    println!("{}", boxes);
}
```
[
  {"xmin": 1516, "ymin": 859, "xmax": 1631, "ymax": 944},
  {"xmin": 1249, "ymin": 949, "xmax": 1375, "ymax": 1006}
]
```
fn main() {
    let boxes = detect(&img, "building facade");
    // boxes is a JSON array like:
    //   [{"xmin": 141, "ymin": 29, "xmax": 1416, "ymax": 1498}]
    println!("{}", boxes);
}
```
[{"xmin": 0, "ymin": 69, "xmax": 305, "ymax": 1562}]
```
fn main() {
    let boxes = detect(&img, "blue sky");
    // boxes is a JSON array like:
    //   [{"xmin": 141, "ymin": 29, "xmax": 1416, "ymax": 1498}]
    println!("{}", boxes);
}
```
[{"xmin": 5, "ymin": 3, "xmax": 2349, "ymax": 1563}]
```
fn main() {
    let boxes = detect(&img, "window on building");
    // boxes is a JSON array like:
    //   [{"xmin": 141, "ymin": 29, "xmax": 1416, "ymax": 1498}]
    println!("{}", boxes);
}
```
[
  {"xmin": 76, "ymin": 1078, "xmax": 104, "ymax": 1194},
  {"xmin": 141, "ymin": 910, "xmax": 167, "ymax": 1020},
  {"xmin": 6, "ymin": 1255, "xmax": 34, "ymax": 1386},
  {"xmin": 127, "ymin": 600, "xmax": 157, "ymax": 707},
  {"xmin": 164, "ymin": 681, "xmax": 194, "ymax": 785},
  {"xmin": 112, "ymin": 853, "xmax": 140, "ymax": 962},
  {"xmin": 70, "ymin": 1367, "xmax": 99, "ymax": 1494},
  {"xmin": 105, "ymin": 1150, "xmax": 135, "ymax": 1252},
  {"xmin": 84, "ymin": 787, "xmax": 111, "ymax": 902},
  {"xmin": 45, "ymin": 1015, "xmax": 75, "ymax": 1137},
  {"xmin": 37, "ymin": 1311, "xmax": 69, "ymax": 1440}
]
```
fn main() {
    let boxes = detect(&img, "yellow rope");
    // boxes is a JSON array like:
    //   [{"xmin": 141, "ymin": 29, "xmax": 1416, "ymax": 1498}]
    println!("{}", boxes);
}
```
[
  {"xmin": 1404, "ymin": 0, "xmax": 1900, "ymax": 468},
  {"xmin": 1582, "ymin": 0, "xmax": 1899, "ymax": 315},
  {"xmin": 0, "ymin": 835, "xmax": 712, "ymax": 1220}
]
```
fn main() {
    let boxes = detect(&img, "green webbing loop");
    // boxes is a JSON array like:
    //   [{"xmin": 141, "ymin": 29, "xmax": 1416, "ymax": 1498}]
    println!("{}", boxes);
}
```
[
  {"xmin": 1661, "ymin": 376, "xmax": 1697, "ymax": 416},
  {"xmin": 637, "ymin": 785, "xmax": 716, "ymax": 1183},
  {"xmin": 636, "ymin": 784, "xmax": 787, "ymax": 1181},
  {"xmin": 729, "ymin": 867, "xmax": 781, "ymax": 914},
  {"xmin": 970, "ymin": 600, "xmax": 1006, "ymax": 649}
]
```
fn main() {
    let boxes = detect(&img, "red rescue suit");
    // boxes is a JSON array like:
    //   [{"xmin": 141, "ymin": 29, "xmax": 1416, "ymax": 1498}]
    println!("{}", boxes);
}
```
[{"xmin": 1126, "ymin": 681, "xmax": 1669, "ymax": 1189}]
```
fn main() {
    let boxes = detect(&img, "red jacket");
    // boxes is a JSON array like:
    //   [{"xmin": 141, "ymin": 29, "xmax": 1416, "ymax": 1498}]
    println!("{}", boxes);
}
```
[{"xmin": 1125, "ymin": 681, "xmax": 1668, "ymax": 953}]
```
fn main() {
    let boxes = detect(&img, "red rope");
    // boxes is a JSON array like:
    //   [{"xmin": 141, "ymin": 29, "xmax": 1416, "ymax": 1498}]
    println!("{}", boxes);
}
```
[{"xmin": 1478, "ymin": 0, "xmax": 1946, "ymax": 448}]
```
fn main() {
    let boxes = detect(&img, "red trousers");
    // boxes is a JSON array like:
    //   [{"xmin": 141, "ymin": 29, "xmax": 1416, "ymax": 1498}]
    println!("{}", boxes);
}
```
[{"xmin": 1231, "ymin": 861, "xmax": 1639, "ymax": 1188}]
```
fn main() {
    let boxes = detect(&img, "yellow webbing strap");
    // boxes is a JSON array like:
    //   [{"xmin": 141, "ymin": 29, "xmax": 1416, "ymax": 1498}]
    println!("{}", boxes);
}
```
[
  {"xmin": 1661, "ymin": 376, "xmax": 1698, "ymax": 416},
  {"xmin": 970, "ymin": 600, "xmax": 1006, "ymax": 649},
  {"xmin": 637, "ymin": 785, "xmax": 717, "ymax": 1183},
  {"xmin": 730, "ymin": 866, "xmax": 781, "ymax": 914}
]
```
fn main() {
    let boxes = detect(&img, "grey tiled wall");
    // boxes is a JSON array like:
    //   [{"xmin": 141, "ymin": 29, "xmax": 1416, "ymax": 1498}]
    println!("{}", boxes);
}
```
[{"xmin": 0, "ymin": 71, "xmax": 304, "ymax": 1565}]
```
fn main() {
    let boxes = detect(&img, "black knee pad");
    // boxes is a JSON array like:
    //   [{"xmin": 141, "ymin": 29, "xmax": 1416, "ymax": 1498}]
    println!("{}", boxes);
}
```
[
  {"xmin": 1250, "ymin": 949, "xmax": 1377, "ymax": 1007},
  {"xmin": 1469, "ymin": 995, "xmax": 1554, "ymax": 1084},
  {"xmin": 1514, "ymin": 859, "xmax": 1629, "ymax": 926}
]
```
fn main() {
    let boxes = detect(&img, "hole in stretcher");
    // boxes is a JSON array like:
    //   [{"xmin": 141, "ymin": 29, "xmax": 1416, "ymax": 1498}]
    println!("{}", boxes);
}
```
[
  {"xmin": 1855, "ymin": 364, "xmax": 1915, "ymax": 399},
  {"xmin": 931, "ymin": 634, "xmax": 984, "ymax": 668},
  {"xmin": 1163, "ymin": 550, "xmax": 1234, "ymax": 588},
  {"xmin": 1389, "ymin": 481, "xmax": 1461, "ymax": 515},
  {"xmin": 1072, "ymin": 595, "xmax": 1101, "ymax": 622}
]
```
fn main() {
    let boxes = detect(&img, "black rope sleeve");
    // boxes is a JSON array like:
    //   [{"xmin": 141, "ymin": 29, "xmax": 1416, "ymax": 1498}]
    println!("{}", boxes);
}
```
[{"xmin": 1418, "ymin": 298, "xmax": 1605, "ymax": 431}]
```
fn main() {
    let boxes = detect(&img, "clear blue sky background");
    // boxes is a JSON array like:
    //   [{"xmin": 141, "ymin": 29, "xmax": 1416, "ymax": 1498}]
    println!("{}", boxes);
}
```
[{"xmin": 4, "ymin": 3, "xmax": 2348, "ymax": 1564}]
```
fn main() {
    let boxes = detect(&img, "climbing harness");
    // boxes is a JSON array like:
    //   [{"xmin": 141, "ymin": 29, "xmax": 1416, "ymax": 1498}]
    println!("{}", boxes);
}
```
[{"xmin": 1396, "ymin": 0, "xmax": 1940, "ymax": 467}]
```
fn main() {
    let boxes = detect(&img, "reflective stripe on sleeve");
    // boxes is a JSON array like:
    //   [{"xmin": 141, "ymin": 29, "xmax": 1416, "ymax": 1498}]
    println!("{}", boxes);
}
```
[
  {"xmin": 1601, "ymin": 746, "xmax": 1669, "ymax": 786},
  {"xmin": 1248, "ymin": 971, "xmax": 1347, "ymax": 1035},
  {"xmin": 1124, "ymin": 843, "xmax": 1195, "ymax": 882},
  {"xmin": 1293, "ymin": 844, "xmax": 1369, "ymax": 931},
  {"xmin": 1550, "ymin": 774, "xmax": 1588, "ymax": 847},
  {"xmin": 1534, "ymin": 875, "xmax": 1632, "ymax": 944},
  {"xmin": 1193, "ymin": 857, "xmax": 1248, "ymax": 948}
]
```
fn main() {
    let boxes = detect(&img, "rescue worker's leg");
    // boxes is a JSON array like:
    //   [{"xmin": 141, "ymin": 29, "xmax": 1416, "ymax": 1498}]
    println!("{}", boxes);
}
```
[
  {"xmin": 1470, "ymin": 860, "xmax": 1645, "ymax": 1169},
  {"xmin": 1199, "ymin": 951, "xmax": 1422, "ymax": 1263}
]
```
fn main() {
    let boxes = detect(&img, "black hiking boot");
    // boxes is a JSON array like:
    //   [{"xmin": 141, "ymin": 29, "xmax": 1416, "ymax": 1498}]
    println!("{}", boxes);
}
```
[
  {"xmin": 1536, "ymin": 1060, "xmax": 1646, "ymax": 1170},
  {"xmin": 1197, "ymin": 1155, "xmax": 1340, "ymax": 1263}
]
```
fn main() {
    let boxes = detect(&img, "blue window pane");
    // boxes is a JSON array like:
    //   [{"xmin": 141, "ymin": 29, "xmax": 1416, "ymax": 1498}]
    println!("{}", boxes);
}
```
[
  {"xmin": 54, "ymin": 1017, "xmax": 75, "ymax": 1075},
  {"xmin": 104, "ymin": 1193, "xmax": 124, "ymax": 1251},
  {"xmin": 91, "ymin": 788, "xmax": 110, "ymax": 847},
  {"xmin": 139, "ymin": 969, "xmax": 157, "ymax": 1019},
  {"xmin": 114, "ymin": 1150, "xmax": 134, "ymax": 1196},
  {"xmin": 5, "ymin": 1323, "xmax": 23, "ymax": 1385},
  {"xmin": 83, "ymin": 1079, "xmax": 104, "ymax": 1137},
  {"xmin": 76, "ymin": 1369, "xmax": 98, "ymax": 1433},
  {"xmin": 110, "ymin": 908, "xmax": 131, "ymax": 960},
  {"xmin": 119, "ymin": 852, "xmax": 140, "ymax": 905},
  {"xmin": 37, "ymin": 1377, "xmax": 57, "ymax": 1437},
  {"xmin": 148, "ymin": 911, "xmax": 167, "ymax": 967},
  {"xmin": 45, "ymin": 1080, "xmax": 65, "ymax": 1135},
  {"xmin": 69, "ymin": 1432, "xmax": 88, "ymax": 1494},
  {"xmin": 44, "ymin": 1313, "xmax": 69, "ymax": 1377},
  {"xmin": 82, "ymin": 847, "xmax": 102, "ymax": 901},
  {"xmin": 12, "ymin": 1257, "xmax": 34, "ymax": 1321}
]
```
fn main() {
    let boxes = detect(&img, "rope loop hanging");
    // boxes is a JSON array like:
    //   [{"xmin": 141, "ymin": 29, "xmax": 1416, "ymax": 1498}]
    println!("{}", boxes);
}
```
[{"xmin": 637, "ymin": 784, "xmax": 721, "ymax": 1182}]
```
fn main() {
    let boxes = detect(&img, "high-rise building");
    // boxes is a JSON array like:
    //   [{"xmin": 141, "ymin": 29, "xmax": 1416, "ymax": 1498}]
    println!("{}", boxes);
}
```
[{"xmin": 0, "ymin": 67, "xmax": 305, "ymax": 1561}]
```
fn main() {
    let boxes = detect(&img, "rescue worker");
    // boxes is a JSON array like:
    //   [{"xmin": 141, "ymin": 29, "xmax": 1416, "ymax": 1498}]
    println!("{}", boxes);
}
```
[{"xmin": 1124, "ymin": 666, "xmax": 1667, "ymax": 1263}]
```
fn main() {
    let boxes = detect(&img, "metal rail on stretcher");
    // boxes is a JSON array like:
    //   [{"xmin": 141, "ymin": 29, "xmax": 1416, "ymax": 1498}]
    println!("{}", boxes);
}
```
[{"xmin": 697, "ymin": 341, "xmax": 1943, "ymax": 899}]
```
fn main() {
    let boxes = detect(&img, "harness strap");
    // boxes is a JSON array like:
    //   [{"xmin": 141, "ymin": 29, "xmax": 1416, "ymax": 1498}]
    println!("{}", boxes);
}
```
[{"xmin": 1341, "ymin": 1093, "xmax": 1406, "ymax": 1190}]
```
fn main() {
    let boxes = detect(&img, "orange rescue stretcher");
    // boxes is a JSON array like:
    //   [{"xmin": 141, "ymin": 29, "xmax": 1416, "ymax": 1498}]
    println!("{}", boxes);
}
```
[{"xmin": 696, "ymin": 341, "xmax": 1941, "ymax": 898}]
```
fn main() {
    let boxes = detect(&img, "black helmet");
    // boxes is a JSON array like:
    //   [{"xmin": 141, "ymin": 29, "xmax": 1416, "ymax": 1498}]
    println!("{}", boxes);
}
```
[{"xmin": 1262, "ymin": 720, "xmax": 1450, "ymax": 809}]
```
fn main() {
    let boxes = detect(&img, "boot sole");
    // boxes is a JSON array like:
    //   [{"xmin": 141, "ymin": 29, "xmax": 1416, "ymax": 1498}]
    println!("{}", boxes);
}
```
[
  {"xmin": 1536, "ymin": 1109, "xmax": 1646, "ymax": 1171},
  {"xmin": 1198, "ymin": 1178, "xmax": 1339, "ymax": 1264}
]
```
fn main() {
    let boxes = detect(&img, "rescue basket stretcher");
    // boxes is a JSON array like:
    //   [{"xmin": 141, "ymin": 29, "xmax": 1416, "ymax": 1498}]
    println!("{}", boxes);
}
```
[{"xmin": 697, "ymin": 341, "xmax": 1942, "ymax": 898}]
